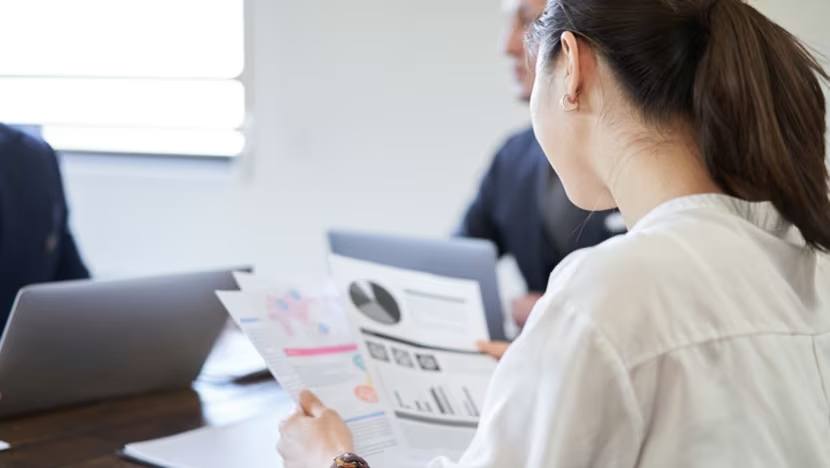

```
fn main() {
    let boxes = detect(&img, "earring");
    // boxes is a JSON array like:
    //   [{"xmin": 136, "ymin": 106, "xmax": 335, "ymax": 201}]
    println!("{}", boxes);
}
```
[{"xmin": 560, "ymin": 94, "xmax": 579, "ymax": 112}]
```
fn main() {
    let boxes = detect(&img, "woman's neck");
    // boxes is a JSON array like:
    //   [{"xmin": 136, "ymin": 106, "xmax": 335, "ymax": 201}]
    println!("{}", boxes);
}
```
[{"xmin": 600, "ymin": 129, "xmax": 724, "ymax": 229}]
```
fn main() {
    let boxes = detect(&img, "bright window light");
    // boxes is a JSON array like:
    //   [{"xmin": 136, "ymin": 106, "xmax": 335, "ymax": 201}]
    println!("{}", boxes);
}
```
[
  {"xmin": 0, "ymin": 78, "xmax": 244, "ymax": 129},
  {"xmin": 0, "ymin": 0, "xmax": 245, "ymax": 157},
  {"xmin": 42, "ymin": 126, "xmax": 245, "ymax": 157},
  {"xmin": 0, "ymin": 0, "xmax": 244, "ymax": 78}
]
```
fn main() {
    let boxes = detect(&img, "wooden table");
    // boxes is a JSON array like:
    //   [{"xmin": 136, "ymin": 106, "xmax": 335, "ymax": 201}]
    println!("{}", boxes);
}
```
[{"xmin": 0, "ymin": 378, "xmax": 287, "ymax": 468}]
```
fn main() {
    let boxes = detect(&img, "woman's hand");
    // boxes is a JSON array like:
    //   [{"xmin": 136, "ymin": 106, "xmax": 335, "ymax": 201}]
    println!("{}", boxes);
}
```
[
  {"xmin": 512, "ymin": 292, "xmax": 544, "ymax": 329},
  {"xmin": 278, "ymin": 390, "xmax": 355, "ymax": 468},
  {"xmin": 477, "ymin": 340, "xmax": 511, "ymax": 360}
]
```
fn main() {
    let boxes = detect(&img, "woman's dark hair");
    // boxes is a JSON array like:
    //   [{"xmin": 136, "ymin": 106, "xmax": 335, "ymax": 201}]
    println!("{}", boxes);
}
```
[{"xmin": 530, "ymin": 0, "xmax": 830, "ymax": 251}]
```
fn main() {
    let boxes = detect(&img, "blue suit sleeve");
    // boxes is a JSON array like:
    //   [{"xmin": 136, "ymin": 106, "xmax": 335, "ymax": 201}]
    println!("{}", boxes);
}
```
[
  {"xmin": 48, "ymin": 147, "xmax": 90, "ymax": 281},
  {"xmin": 55, "ymin": 227, "xmax": 90, "ymax": 281},
  {"xmin": 456, "ymin": 153, "xmax": 505, "ymax": 257}
]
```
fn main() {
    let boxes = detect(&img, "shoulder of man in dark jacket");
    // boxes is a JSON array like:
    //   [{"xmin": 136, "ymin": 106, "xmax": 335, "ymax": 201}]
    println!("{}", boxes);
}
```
[{"xmin": 0, "ymin": 124, "xmax": 90, "ymax": 324}]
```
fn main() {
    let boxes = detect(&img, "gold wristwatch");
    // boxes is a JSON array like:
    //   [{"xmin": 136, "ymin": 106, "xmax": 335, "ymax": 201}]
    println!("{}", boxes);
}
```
[{"xmin": 331, "ymin": 453, "xmax": 370, "ymax": 468}]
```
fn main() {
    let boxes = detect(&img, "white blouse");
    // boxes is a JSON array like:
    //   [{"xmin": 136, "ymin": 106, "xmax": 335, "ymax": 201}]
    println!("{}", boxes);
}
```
[{"xmin": 430, "ymin": 194, "xmax": 830, "ymax": 468}]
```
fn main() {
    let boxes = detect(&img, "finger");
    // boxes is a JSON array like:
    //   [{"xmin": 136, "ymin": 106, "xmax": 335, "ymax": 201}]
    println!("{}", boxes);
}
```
[
  {"xmin": 276, "ymin": 438, "xmax": 299, "ymax": 466},
  {"xmin": 299, "ymin": 390, "xmax": 327, "ymax": 418},
  {"xmin": 476, "ymin": 341, "xmax": 510, "ymax": 359},
  {"xmin": 276, "ymin": 437, "xmax": 288, "ymax": 456},
  {"xmin": 476, "ymin": 340, "xmax": 505, "ymax": 353},
  {"xmin": 278, "ymin": 407, "xmax": 306, "ymax": 434}
]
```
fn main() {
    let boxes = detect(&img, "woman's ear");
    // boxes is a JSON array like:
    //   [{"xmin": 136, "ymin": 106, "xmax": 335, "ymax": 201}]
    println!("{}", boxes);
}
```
[{"xmin": 559, "ymin": 31, "xmax": 582, "ymax": 99}]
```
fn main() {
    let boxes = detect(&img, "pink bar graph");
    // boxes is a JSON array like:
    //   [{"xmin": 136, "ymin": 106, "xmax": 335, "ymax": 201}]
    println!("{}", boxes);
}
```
[{"xmin": 283, "ymin": 344, "xmax": 358, "ymax": 357}]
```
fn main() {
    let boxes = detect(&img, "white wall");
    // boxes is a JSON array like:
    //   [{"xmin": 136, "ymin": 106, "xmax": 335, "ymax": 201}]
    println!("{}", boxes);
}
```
[
  {"xmin": 755, "ymin": 0, "xmax": 830, "ymax": 51},
  {"xmin": 62, "ymin": 0, "xmax": 527, "ymax": 278},
  {"xmin": 61, "ymin": 0, "xmax": 830, "ymax": 280}
]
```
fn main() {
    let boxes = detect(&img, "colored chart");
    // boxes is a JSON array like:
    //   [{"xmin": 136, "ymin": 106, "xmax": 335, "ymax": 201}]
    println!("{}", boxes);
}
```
[
  {"xmin": 348, "ymin": 281, "xmax": 401, "ymax": 325},
  {"xmin": 266, "ymin": 289, "xmax": 340, "ymax": 339}
]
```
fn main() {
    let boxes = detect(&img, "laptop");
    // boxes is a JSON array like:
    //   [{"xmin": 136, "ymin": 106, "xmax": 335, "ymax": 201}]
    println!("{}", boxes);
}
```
[
  {"xmin": 327, "ymin": 230, "xmax": 506, "ymax": 341},
  {"xmin": 0, "ymin": 268, "xmax": 247, "ymax": 419}
]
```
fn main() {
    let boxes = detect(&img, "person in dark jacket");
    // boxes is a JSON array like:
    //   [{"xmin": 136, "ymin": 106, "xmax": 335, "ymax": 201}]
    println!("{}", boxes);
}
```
[
  {"xmin": 457, "ymin": 0, "xmax": 625, "ymax": 328},
  {"xmin": 0, "ymin": 124, "xmax": 90, "ymax": 327}
]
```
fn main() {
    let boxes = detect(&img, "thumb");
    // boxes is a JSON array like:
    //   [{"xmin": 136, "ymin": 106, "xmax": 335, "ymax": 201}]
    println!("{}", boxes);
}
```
[{"xmin": 299, "ymin": 390, "xmax": 327, "ymax": 418}]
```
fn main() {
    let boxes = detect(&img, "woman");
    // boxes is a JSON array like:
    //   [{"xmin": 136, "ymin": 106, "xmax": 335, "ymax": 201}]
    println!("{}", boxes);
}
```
[{"xmin": 279, "ymin": 0, "xmax": 830, "ymax": 466}]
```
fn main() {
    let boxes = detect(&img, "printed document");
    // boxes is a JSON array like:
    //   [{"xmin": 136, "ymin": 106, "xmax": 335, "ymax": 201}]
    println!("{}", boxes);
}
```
[
  {"xmin": 218, "ymin": 261, "xmax": 497, "ymax": 465},
  {"xmin": 217, "ymin": 280, "xmax": 400, "ymax": 461},
  {"xmin": 328, "ymin": 255, "xmax": 496, "ymax": 461}
]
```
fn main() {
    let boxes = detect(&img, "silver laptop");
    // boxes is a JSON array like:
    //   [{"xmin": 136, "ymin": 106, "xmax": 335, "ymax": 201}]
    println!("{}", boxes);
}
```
[
  {"xmin": 328, "ymin": 230, "xmax": 506, "ymax": 341},
  {"xmin": 0, "ymin": 268, "xmax": 246, "ymax": 419}
]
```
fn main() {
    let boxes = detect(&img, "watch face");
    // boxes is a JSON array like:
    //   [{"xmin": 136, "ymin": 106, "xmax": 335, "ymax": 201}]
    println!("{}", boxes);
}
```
[{"xmin": 334, "ymin": 453, "xmax": 369, "ymax": 468}]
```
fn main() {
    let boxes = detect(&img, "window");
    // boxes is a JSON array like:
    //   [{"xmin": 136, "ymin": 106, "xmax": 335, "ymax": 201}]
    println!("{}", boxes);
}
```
[{"xmin": 0, "ymin": 0, "xmax": 246, "ymax": 157}]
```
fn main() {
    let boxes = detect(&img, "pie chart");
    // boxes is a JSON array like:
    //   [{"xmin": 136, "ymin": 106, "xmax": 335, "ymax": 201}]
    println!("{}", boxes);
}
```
[{"xmin": 348, "ymin": 281, "xmax": 401, "ymax": 325}]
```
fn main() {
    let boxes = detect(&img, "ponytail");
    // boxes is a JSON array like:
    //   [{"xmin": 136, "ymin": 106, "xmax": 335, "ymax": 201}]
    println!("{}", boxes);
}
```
[
  {"xmin": 694, "ymin": 0, "xmax": 830, "ymax": 251},
  {"xmin": 531, "ymin": 0, "xmax": 830, "ymax": 250}
]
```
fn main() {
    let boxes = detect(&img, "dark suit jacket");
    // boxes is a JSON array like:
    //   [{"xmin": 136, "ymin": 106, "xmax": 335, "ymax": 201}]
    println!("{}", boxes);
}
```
[
  {"xmin": 458, "ymin": 126, "xmax": 624, "ymax": 292},
  {"xmin": 0, "ymin": 124, "xmax": 90, "ymax": 325}
]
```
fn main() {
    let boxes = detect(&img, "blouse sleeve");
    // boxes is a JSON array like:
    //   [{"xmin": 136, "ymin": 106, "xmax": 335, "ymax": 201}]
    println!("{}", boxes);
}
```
[{"xmin": 428, "ymin": 298, "xmax": 644, "ymax": 468}]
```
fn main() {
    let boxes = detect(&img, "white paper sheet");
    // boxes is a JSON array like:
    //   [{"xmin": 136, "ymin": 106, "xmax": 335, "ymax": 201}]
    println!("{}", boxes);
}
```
[
  {"xmin": 199, "ymin": 325, "xmax": 268, "ymax": 382},
  {"xmin": 216, "ymin": 287, "xmax": 402, "ymax": 461},
  {"xmin": 122, "ymin": 393, "xmax": 427, "ymax": 468},
  {"xmin": 123, "ymin": 406, "xmax": 291, "ymax": 468},
  {"xmin": 328, "ymin": 255, "xmax": 497, "ymax": 460},
  {"xmin": 217, "ymin": 261, "xmax": 498, "ymax": 466}
]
